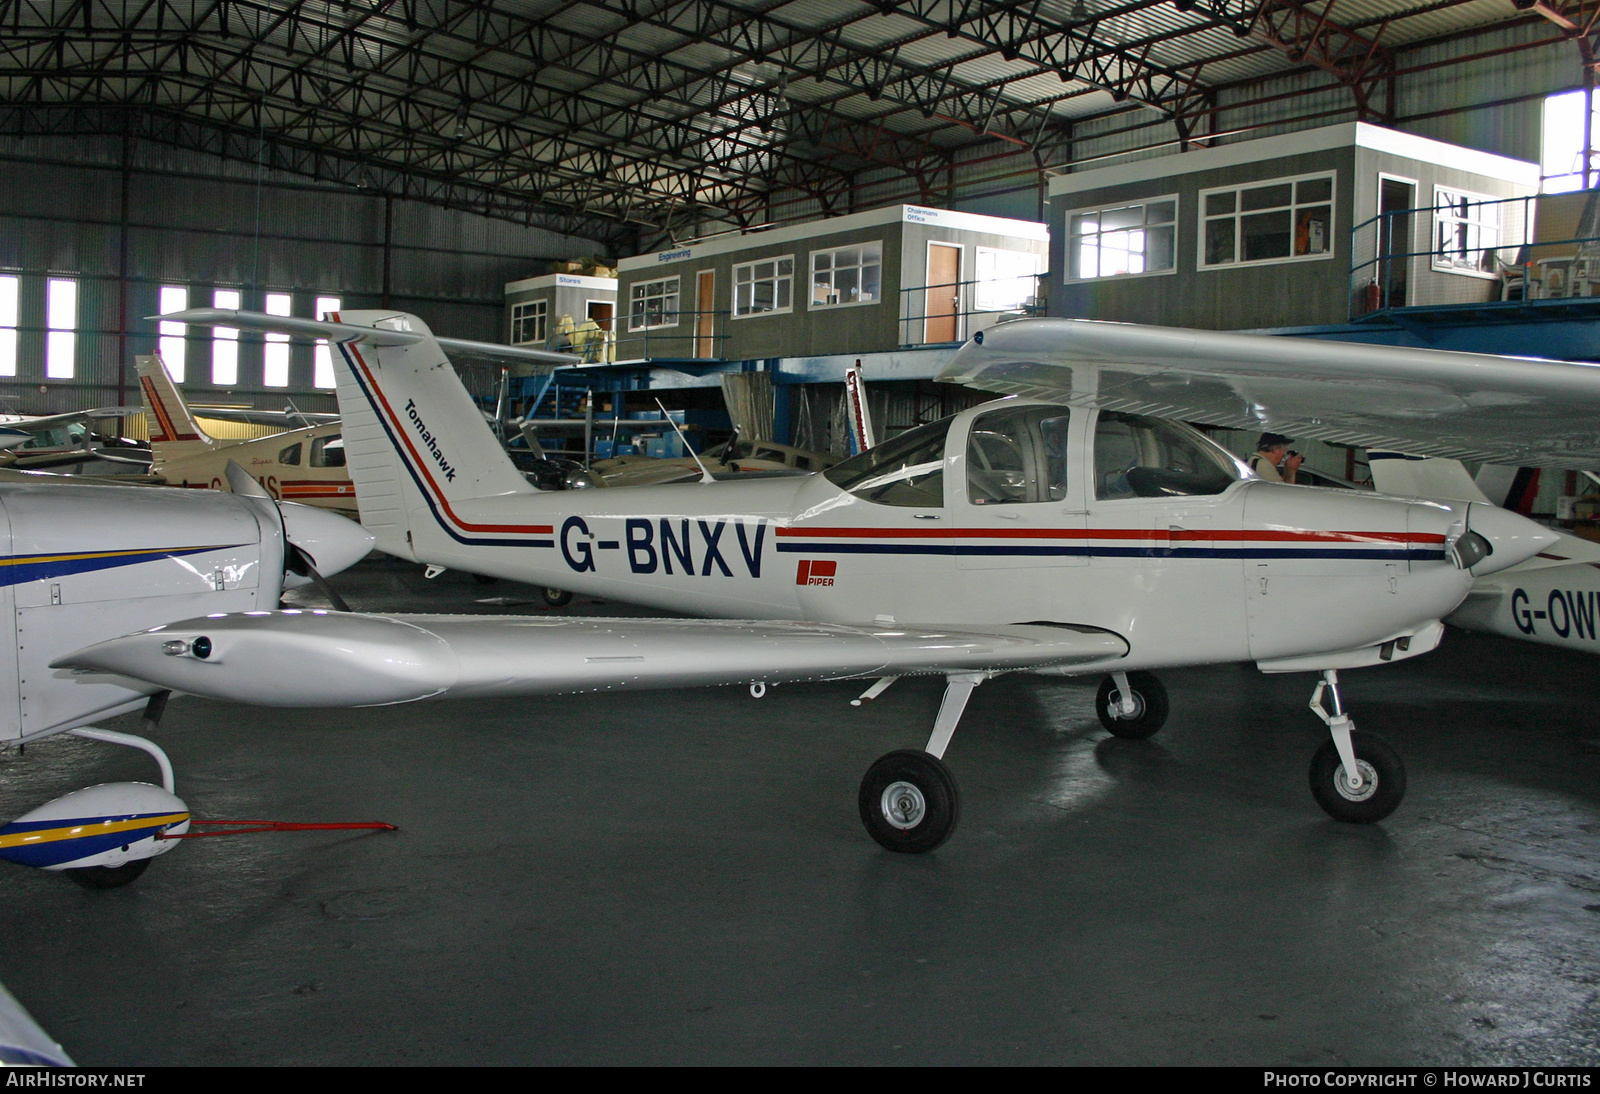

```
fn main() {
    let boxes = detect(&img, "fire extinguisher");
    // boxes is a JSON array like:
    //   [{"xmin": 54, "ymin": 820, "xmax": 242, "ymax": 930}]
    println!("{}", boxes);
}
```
[{"xmin": 1362, "ymin": 280, "xmax": 1381, "ymax": 313}]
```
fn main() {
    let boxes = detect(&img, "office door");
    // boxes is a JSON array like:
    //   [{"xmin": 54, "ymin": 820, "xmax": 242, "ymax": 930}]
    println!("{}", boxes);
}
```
[
  {"xmin": 925, "ymin": 243, "xmax": 961, "ymax": 343},
  {"xmin": 695, "ymin": 270, "xmax": 716, "ymax": 357}
]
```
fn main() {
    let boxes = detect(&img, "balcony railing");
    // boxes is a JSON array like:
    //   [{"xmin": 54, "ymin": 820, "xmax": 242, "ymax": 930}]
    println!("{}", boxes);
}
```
[{"xmin": 1350, "ymin": 191, "xmax": 1600, "ymax": 319}]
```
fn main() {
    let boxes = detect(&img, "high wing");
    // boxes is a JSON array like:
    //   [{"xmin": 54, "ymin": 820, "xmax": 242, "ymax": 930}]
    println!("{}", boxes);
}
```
[
  {"xmin": 187, "ymin": 406, "xmax": 341, "ymax": 427},
  {"xmin": 941, "ymin": 319, "xmax": 1600, "ymax": 469},
  {"xmin": 55, "ymin": 612, "xmax": 1129, "ymax": 707},
  {"xmin": 0, "ymin": 407, "xmax": 143, "ymax": 449}
]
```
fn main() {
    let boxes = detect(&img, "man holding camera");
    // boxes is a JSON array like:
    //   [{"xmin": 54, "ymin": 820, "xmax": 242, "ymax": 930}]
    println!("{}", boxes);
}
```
[{"xmin": 1251, "ymin": 432, "xmax": 1303, "ymax": 484}]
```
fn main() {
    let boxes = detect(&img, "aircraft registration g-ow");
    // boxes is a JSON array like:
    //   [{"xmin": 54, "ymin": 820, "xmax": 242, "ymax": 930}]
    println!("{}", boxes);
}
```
[
  {"xmin": 1368, "ymin": 455, "xmax": 1600, "ymax": 657},
  {"xmin": 60, "ymin": 310, "xmax": 1563, "ymax": 855},
  {"xmin": 0, "ymin": 464, "xmax": 373, "ymax": 887}
]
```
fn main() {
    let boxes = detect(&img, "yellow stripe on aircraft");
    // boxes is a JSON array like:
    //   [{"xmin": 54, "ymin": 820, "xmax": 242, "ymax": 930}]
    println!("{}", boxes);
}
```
[{"xmin": 0, "ymin": 812, "xmax": 190, "ymax": 849}]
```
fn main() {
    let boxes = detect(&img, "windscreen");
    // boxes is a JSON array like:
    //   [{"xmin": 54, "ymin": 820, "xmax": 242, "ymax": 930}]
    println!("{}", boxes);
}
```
[{"xmin": 824, "ymin": 416, "xmax": 953, "ymax": 507}]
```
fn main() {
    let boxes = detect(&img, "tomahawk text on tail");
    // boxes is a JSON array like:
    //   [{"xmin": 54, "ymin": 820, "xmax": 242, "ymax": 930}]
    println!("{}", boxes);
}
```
[{"xmin": 327, "ymin": 311, "xmax": 537, "ymax": 562}]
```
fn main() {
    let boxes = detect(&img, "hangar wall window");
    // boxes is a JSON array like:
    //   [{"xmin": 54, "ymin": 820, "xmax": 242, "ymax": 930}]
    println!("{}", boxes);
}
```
[
  {"xmin": 1543, "ymin": 89, "xmax": 1597, "ymax": 193},
  {"xmin": 158, "ymin": 285, "xmax": 188, "ymax": 383},
  {"xmin": 1200, "ymin": 174, "xmax": 1334, "ymax": 268},
  {"xmin": 314, "ymin": 295, "xmax": 341, "ymax": 388},
  {"xmin": 0, "ymin": 276, "xmax": 17, "ymax": 377},
  {"xmin": 975, "ymin": 247, "xmax": 1045, "ymax": 310},
  {"xmin": 824, "ymin": 416, "xmax": 952, "ymax": 508},
  {"xmin": 263, "ymin": 292, "xmax": 292, "ymax": 387},
  {"xmin": 629, "ymin": 277, "xmax": 679, "ymax": 331},
  {"xmin": 45, "ymin": 278, "xmax": 76, "ymax": 380},
  {"xmin": 1068, "ymin": 198, "xmax": 1176, "ymax": 280},
  {"xmin": 967, "ymin": 406, "xmax": 1071, "ymax": 505},
  {"xmin": 1432, "ymin": 187, "xmax": 1501, "ymax": 276},
  {"xmin": 810, "ymin": 243, "xmax": 881, "ymax": 308},
  {"xmin": 212, "ymin": 289, "xmax": 241, "ymax": 386},
  {"xmin": 511, "ymin": 300, "xmax": 548, "ymax": 344},
  {"xmin": 1094, "ymin": 412, "xmax": 1239, "ymax": 499},
  {"xmin": 733, "ymin": 256, "xmax": 793, "ymax": 317}
]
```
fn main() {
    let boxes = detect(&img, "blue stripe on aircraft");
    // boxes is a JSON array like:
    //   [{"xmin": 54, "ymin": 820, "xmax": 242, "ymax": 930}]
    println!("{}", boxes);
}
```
[{"xmin": 0, "ymin": 545, "xmax": 235, "ymax": 588}]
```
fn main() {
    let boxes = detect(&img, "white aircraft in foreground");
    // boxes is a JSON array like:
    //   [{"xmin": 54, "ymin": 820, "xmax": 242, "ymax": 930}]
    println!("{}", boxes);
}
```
[
  {"xmin": 0, "ymin": 465, "xmax": 373, "ymax": 887},
  {"xmin": 59, "ymin": 310, "xmax": 1567, "ymax": 854}
]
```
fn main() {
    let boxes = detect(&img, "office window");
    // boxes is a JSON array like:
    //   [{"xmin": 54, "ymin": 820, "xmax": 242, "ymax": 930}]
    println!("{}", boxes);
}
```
[
  {"xmin": 212, "ymin": 289, "xmax": 241, "ymax": 386},
  {"xmin": 1201, "ymin": 174, "xmax": 1334, "ymax": 268},
  {"xmin": 628, "ymin": 277, "xmax": 679, "ymax": 331},
  {"xmin": 158, "ymin": 285, "xmax": 188, "ymax": 382},
  {"xmin": 1432, "ymin": 187, "xmax": 1502, "ymax": 276},
  {"xmin": 314, "ymin": 295, "xmax": 341, "ymax": 388},
  {"xmin": 810, "ymin": 243, "xmax": 881, "ymax": 308},
  {"xmin": 511, "ymin": 300, "xmax": 548, "ymax": 345},
  {"xmin": 975, "ymin": 247, "xmax": 1045, "ymax": 311},
  {"xmin": 0, "ymin": 276, "xmax": 16, "ymax": 377},
  {"xmin": 46, "ymin": 278, "xmax": 76, "ymax": 379},
  {"xmin": 1069, "ymin": 198, "xmax": 1176, "ymax": 280},
  {"xmin": 264, "ymin": 292, "xmax": 292, "ymax": 387},
  {"xmin": 1543, "ymin": 90, "xmax": 1598, "ymax": 194},
  {"xmin": 733, "ymin": 256, "xmax": 793, "ymax": 317}
]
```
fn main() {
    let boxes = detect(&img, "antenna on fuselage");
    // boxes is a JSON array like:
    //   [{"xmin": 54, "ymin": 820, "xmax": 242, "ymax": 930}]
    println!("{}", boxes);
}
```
[{"xmin": 655, "ymin": 397, "xmax": 714, "ymax": 484}]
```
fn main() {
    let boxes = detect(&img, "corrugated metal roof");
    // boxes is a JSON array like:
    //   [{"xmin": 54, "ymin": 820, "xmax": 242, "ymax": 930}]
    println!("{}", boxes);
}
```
[{"xmin": 0, "ymin": 0, "xmax": 1576, "ymax": 238}]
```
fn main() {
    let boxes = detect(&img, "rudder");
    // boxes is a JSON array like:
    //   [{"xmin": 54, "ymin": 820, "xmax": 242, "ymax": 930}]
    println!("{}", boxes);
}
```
[{"xmin": 135, "ymin": 355, "xmax": 214, "ymax": 463}]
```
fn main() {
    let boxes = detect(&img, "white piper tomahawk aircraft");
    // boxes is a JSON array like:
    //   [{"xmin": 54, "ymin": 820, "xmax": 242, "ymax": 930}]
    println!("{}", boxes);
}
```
[
  {"xmin": 0, "ymin": 465, "xmax": 373, "ymax": 887},
  {"xmin": 56, "ymin": 310, "xmax": 1574, "ymax": 855}
]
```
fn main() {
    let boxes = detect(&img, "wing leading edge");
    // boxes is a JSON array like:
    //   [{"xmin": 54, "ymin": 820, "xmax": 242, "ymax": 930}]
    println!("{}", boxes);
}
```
[
  {"xmin": 941, "ymin": 319, "xmax": 1600, "ymax": 469},
  {"xmin": 54, "ymin": 612, "xmax": 1130, "ymax": 707}
]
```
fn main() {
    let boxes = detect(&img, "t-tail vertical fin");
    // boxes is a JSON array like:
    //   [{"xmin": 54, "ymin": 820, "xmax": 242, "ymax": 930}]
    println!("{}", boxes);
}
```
[{"xmin": 326, "ymin": 310, "xmax": 536, "ymax": 562}]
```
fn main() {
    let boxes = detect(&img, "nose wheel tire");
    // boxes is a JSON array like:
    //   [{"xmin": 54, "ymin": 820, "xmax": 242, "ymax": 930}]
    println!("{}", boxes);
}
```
[
  {"xmin": 541, "ymin": 587, "xmax": 574, "ymax": 607},
  {"xmin": 1308, "ymin": 730, "xmax": 1406, "ymax": 823},
  {"xmin": 1095, "ymin": 672, "xmax": 1169, "ymax": 739},
  {"xmin": 64, "ymin": 858, "xmax": 151, "ymax": 889},
  {"xmin": 859, "ymin": 749, "xmax": 960, "ymax": 854}
]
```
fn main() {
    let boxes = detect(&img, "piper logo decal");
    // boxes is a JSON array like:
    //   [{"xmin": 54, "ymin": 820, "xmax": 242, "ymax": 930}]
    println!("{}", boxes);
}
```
[
  {"xmin": 404, "ymin": 398, "xmax": 457, "ymax": 482},
  {"xmin": 796, "ymin": 560, "xmax": 836, "ymax": 586}
]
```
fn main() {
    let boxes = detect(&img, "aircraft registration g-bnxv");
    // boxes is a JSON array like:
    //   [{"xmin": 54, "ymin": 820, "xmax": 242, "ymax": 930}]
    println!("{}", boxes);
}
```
[{"xmin": 66, "ymin": 309, "xmax": 1564, "ymax": 854}]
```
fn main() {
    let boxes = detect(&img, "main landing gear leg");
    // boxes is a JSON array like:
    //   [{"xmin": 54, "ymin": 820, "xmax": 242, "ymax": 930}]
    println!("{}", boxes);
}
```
[
  {"xmin": 858, "ymin": 673, "xmax": 984, "ymax": 854},
  {"xmin": 1306, "ymin": 670, "xmax": 1406, "ymax": 823}
]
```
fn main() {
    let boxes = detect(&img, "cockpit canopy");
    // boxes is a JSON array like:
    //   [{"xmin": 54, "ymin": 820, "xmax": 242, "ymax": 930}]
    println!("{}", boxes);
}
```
[{"xmin": 823, "ymin": 405, "xmax": 1241, "ymax": 506}]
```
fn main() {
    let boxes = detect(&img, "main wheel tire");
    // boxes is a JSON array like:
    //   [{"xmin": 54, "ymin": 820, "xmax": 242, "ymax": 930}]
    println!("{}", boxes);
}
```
[
  {"xmin": 1308, "ymin": 730, "xmax": 1406, "ymax": 823},
  {"xmin": 858, "ymin": 749, "xmax": 960, "ymax": 854},
  {"xmin": 64, "ymin": 858, "xmax": 150, "ymax": 889},
  {"xmin": 541, "ymin": 587, "xmax": 574, "ymax": 607},
  {"xmin": 1095, "ymin": 672, "xmax": 1169, "ymax": 738}
]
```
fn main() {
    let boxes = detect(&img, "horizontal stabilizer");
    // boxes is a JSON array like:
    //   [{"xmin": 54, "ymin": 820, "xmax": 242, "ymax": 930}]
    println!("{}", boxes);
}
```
[
  {"xmin": 55, "ymin": 612, "xmax": 1130, "ymax": 707},
  {"xmin": 155, "ymin": 308, "xmax": 580, "ymax": 366}
]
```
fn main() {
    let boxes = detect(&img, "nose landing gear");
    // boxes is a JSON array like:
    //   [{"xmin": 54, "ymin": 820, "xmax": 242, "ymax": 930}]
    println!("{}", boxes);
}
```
[
  {"xmin": 1095, "ymin": 671, "xmax": 1169, "ymax": 739},
  {"xmin": 1307, "ymin": 669, "xmax": 1406, "ymax": 823}
]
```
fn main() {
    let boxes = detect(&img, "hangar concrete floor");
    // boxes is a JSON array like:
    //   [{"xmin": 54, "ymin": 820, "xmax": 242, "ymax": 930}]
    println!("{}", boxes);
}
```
[{"xmin": 3, "ymin": 557, "xmax": 1599, "ymax": 1066}]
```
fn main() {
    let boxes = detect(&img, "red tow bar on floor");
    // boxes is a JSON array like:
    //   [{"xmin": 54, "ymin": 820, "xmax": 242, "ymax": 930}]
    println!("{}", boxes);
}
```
[{"xmin": 159, "ymin": 820, "xmax": 398, "ymax": 840}]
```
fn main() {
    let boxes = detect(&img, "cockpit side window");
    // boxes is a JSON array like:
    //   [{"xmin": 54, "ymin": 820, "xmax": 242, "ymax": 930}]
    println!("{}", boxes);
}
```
[
  {"xmin": 310, "ymin": 434, "xmax": 346, "ymax": 468},
  {"xmin": 1093, "ymin": 412, "xmax": 1239, "ymax": 499},
  {"xmin": 278, "ymin": 442, "xmax": 303, "ymax": 466},
  {"xmin": 824, "ymin": 416, "xmax": 953, "ymax": 507},
  {"xmin": 966, "ymin": 406, "xmax": 1073, "ymax": 505}
]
